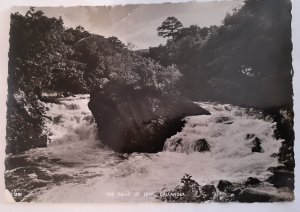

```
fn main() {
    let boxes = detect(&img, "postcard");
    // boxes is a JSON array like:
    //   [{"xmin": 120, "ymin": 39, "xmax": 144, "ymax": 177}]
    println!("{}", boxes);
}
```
[{"xmin": 4, "ymin": 0, "xmax": 295, "ymax": 204}]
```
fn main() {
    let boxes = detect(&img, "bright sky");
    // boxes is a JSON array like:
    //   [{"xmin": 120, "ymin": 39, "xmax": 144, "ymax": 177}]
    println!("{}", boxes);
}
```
[{"xmin": 13, "ymin": 0, "xmax": 242, "ymax": 49}]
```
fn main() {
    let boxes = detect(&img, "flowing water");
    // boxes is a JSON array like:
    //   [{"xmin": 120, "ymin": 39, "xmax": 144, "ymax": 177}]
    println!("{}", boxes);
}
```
[{"xmin": 5, "ymin": 95, "xmax": 282, "ymax": 202}]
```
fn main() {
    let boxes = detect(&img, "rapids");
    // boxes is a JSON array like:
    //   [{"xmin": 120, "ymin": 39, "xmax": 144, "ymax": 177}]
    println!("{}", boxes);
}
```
[{"xmin": 5, "ymin": 95, "xmax": 282, "ymax": 202}]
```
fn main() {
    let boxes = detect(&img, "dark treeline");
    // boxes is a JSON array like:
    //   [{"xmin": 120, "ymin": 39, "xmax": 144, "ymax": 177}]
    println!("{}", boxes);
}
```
[{"xmin": 146, "ymin": 0, "xmax": 293, "ymax": 109}]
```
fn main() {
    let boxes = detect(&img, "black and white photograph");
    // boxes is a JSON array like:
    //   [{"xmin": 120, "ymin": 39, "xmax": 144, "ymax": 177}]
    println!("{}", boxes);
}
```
[{"xmin": 3, "ymin": 0, "xmax": 296, "ymax": 204}]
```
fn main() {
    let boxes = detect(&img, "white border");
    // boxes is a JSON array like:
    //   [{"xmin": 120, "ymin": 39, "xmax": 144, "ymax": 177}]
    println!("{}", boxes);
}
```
[{"xmin": 0, "ymin": 1, "xmax": 299, "ymax": 211}]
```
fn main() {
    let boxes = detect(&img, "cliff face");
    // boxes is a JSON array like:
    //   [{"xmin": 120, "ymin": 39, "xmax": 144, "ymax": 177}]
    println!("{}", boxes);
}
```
[{"xmin": 88, "ymin": 84, "xmax": 210, "ymax": 153}]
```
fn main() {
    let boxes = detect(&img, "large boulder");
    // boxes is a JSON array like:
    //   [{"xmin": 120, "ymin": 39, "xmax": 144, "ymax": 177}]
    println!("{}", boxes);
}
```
[
  {"xmin": 267, "ymin": 166, "xmax": 294, "ymax": 189},
  {"xmin": 88, "ymin": 87, "xmax": 210, "ymax": 153},
  {"xmin": 238, "ymin": 187, "xmax": 294, "ymax": 202}
]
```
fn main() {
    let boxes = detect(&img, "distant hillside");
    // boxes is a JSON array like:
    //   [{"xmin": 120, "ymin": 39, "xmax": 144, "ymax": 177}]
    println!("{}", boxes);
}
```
[{"xmin": 134, "ymin": 48, "xmax": 149, "ymax": 55}]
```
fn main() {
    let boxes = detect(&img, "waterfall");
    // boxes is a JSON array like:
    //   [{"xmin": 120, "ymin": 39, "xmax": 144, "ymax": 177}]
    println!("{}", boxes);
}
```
[
  {"xmin": 43, "ymin": 94, "xmax": 98, "ymax": 147},
  {"xmin": 164, "ymin": 102, "xmax": 281, "ymax": 157},
  {"xmin": 6, "ymin": 96, "xmax": 282, "ymax": 202}
]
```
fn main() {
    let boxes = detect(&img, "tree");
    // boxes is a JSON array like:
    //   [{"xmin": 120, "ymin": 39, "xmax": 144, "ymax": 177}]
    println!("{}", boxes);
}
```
[
  {"xmin": 157, "ymin": 16, "xmax": 183, "ymax": 39},
  {"xmin": 9, "ymin": 7, "xmax": 67, "ymax": 93},
  {"xmin": 107, "ymin": 36, "xmax": 126, "ymax": 50}
]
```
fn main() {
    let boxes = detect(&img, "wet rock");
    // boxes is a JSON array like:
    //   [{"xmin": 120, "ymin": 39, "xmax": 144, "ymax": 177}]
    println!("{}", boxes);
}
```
[
  {"xmin": 175, "ymin": 139, "xmax": 183, "ymax": 150},
  {"xmin": 157, "ymin": 175, "xmax": 218, "ymax": 203},
  {"xmin": 270, "ymin": 153, "xmax": 278, "ymax": 158},
  {"xmin": 251, "ymin": 137, "xmax": 263, "ymax": 153},
  {"xmin": 238, "ymin": 188, "xmax": 272, "ymax": 202},
  {"xmin": 245, "ymin": 177, "xmax": 261, "ymax": 187},
  {"xmin": 216, "ymin": 116, "xmax": 231, "ymax": 123},
  {"xmin": 283, "ymin": 160, "xmax": 295, "ymax": 171},
  {"xmin": 246, "ymin": 133, "xmax": 255, "ymax": 140},
  {"xmin": 263, "ymin": 107, "xmax": 294, "ymax": 171},
  {"xmin": 278, "ymin": 143, "xmax": 295, "ymax": 171},
  {"xmin": 267, "ymin": 167, "xmax": 294, "ymax": 189},
  {"xmin": 194, "ymin": 139, "xmax": 210, "ymax": 152},
  {"xmin": 231, "ymin": 188, "xmax": 242, "ymax": 196},
  {"xmin": 238, "ymin": 186, "xmax": 294, "ymax": 202},
  {"xmin": 53, "ymin": 114, "xmax": 64, "ymax": 124},
  {"xmin": 62, "ymin": 91, "xmax": 72, "ymax": 97},
  {"xmin": 5, "ymin": 155, "xmax": 34, "ymax": 170},
  {"xmin": 224, "ymin": 106, "xmax": 231, "ymax": 111},
  {"xmin": 89, "ymin": 89, "xmax": 210, "ymax": 153},
  {"xmin": 200, "ymin": 184, "xmax": 216, "ymax": 201},
  {"xmin": 217, "ymin": 180, "xmax": 234, "ymax": 192}
]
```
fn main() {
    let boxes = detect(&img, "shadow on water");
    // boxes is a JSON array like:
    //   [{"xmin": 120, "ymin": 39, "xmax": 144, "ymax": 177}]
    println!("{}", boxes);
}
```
[
  {"xmin": 5, "ymin": 148, "xmax": 130, "ymax": 202},
  {"xmin": 5, "ymin": 154, "xmax": 101, "ymax": 202}
]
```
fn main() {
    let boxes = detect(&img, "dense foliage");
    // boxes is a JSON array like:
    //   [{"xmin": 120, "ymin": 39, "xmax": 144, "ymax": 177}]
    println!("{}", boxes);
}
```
[
  {"xmin": 147, "ymin": 0, "xmax": 293, "ymax": 108},
  {"xmin": 7, "ymin": 7, "xmax": 182, "ymax": 153},
  {"xmin": 73, "ymin": 35, "xmax": 181, "ymax": 98}
]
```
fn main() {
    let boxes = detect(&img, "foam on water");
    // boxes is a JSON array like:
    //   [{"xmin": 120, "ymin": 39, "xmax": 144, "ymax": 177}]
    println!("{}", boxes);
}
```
[{"xmin": 17, "ymin": 95, "xmax": 282, "ymax": 202}]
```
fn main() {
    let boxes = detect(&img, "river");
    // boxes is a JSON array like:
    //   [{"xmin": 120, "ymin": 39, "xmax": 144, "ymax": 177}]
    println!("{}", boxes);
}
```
[{"xmin": 5, "ymin": 94, "xmax": 282, "ymax": 202}]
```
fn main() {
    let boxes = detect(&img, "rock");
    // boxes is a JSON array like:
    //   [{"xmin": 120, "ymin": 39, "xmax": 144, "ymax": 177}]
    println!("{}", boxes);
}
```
[
  {"xmin": 278, "ymin": 143, "xmax": 295, "ymax": 171},
  {"xmin": 174, "ymin": 139, "xmax": 183, "ymax": 150},
  {"xmin": 231, "ymin": 188, "xmax": 242, "ymax": 196},
  {"xmin": 245, "ymin": 177, "xmax": 261, "ymax": 187},
  {"xmin": 62, "ymin": 91, "xmax": 72, "ymax": 97},
  {"xmin": 251, "ymin": 137, "xmax": 263, "ymax": 153},
  {"xmin": 238, "ymin": 187, "xmax": 294, "ymax": 202},
  {"xmin": 263, "ymin": 107, "xmax": 294, "ymax": 171},
  {"xmin": 267, "ymin": 167, "xmax": 294, "ymax": 189},
  {"xmin": 200, "ymin": 184, "xmax": 216, "ymax": 201},
  {"xmin": 246, "ymin": 133, "xmax": 255, "ymax": 140},
  {"xmin": 283, "ymin": 160, "xmax": 295, "ymax": 171},
  {"xmin": 53, "ymin": 114, "xmax": 64, "ymax": 124},
  {"xmin": 217, "ymin": 180, "xmax": 234, "ymax": 192},
  {"xmin": 238, "ymin": 188, "xmax": 272, "ymax": 202},
  {"xmin": 89, "ymin": 89, "xmax": 210, "ymax": 153},
  {"xmin": 213, "ymin": 180, "xmax": 241, "ymax": 202},
  {"xmin": 194, "ymin": 139, "xmax": 210, "ymax": 152},
  {"xmin": 216, "ymin": 116, "xmax": 231, "ymax": 123}
]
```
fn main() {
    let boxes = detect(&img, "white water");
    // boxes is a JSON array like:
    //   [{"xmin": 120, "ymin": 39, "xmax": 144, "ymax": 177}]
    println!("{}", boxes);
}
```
[{"xmin": 16, "ymin": 95, "xmax": 282, "ymax": 202}]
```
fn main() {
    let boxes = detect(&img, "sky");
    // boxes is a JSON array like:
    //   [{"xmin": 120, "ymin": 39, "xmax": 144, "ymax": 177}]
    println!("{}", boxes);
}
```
[{"xmin": 13, "ymin": 0, "xmax": 243, "ymax": 49}]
